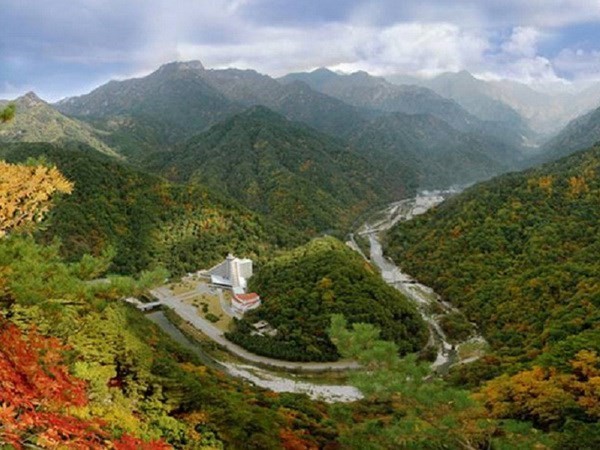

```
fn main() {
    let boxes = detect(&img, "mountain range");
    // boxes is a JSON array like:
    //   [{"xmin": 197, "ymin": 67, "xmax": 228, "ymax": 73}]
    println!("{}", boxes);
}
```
[
  {"xmin": 2, "ymin": 59, "xmax": 600, "ymax": 238},
  {"xmin": 4, "ymin": 57, "xmax": 600, "ymax": 449}
]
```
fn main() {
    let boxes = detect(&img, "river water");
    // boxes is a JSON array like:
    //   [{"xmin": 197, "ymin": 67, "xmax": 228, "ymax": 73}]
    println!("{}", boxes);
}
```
[
  {"xmin": 353, "ymin": 190, "xmax": 486, "ymax": 372},
  {"xmin": 146, "ymin": 311, "xmax": 363, "ymax": 403}
]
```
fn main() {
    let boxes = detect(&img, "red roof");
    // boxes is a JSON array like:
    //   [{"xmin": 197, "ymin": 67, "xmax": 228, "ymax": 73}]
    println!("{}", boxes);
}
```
[{"xmin": 233, "ymin": 292, "xmax": 260, "ymax": 304}]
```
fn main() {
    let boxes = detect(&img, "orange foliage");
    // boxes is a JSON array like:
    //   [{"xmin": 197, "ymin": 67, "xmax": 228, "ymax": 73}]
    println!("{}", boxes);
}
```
[
  {"xmin": 0, "ymin": 161, "xmax": 73, "ymax": 237},
  {"xmin": 567, "ymin": 175, "xmax": 589, "ymax": 197},
  {"xmin": 537, "ymin": 175, "xmax": 554, "ymax": 195},
  {"xmin": 280, "ymin": 429, "xmax": 319, "ymax": 450},
  {"xmin": 479, "ymin": 350, "xmax": 600, "ymax": 427},
  {"xmin": 0, "ymin": 319, "xmax": 171, "ymax": 449}
]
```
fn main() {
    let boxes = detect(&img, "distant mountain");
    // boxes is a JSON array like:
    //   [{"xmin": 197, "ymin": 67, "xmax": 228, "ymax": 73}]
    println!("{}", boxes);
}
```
[
  {"xmin": 0, "ymin": 141, "xmax": 302, "ymax": 275},
  {"xmin": 540, "ymin": 105, "xmax": 600, "ymax": 162},
  {"xmin": 349, "ymin": 112, "xmax": 512, "ymax": 188},
  {"xmin": 199, "ymin": 68, "xmax": 369, "ymax": 137},
  {"xmin": 280, "ymin": 68, "xmax": 481, "ymax": 132},
  {"xmin": 146, "ymin": 106, "xmax": 393, "ymax": 233},
  {"xmin": 55, "ymin": 61, "xmax": 375, "ymax": 159},
  {"xmin": 385, "ymin": 144, "xmax": 600, "ymax": 373},
  {"xmin": 391, "ymin": 71, "xmax": 535, "ymax": 148},
  {"xmin": 393, "ymin": 71, "xmax": 600, "ymax": 137},
  {"xmin": 55, "ymin": 61, "xmax": 244, "ymax": 158},
  {"xmin": 0, "ymin": 92, "xmax": 119, "ymax": 157}
]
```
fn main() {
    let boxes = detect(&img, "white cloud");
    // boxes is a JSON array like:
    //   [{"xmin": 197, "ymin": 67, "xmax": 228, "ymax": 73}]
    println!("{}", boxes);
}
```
[
  {"xmin": 501, "ymin": 27, "xmax": 541, "ymax": 58},
  {"xmin": 553, "ymin": 48, "xmax": 600, "ymax": 81}
]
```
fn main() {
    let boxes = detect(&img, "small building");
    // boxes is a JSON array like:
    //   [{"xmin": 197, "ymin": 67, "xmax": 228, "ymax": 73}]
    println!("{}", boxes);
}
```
[{"xmin": 232, "ymin": 291, "xmax": 261, "ymax": 313}]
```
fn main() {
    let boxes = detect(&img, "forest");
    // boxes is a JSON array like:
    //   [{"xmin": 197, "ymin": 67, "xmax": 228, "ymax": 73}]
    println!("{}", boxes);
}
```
[
  {"xmin": 227, "ymin": 236, "xmax": 428, "ymax": 361},
  {"xmin": 384, "ymin": 145, "xmax": 600, "ymax": 440},
  {"xmin": 0, "ymin": 142, "xmax": 303, "ymax": 276},
  {"xmin": 0, "ymin": 159, "xmax": 343, "ymax": 449}
]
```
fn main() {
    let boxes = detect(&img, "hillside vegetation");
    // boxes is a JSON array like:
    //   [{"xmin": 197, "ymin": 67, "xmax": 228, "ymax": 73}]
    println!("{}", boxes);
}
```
[
  {"xmin": 148, "ymin": 107, "xmax": 394, "ymax": 233},
  {"xmin": 0, "ymin": 92, "xmax": 119, "ymax": 157},
  {"xmin": 227, "ymin": 236, "xmax": 428, "ymax": 362},
  {"xmin": 385, "ymin": 145, "xmax": 600, "ymax": 374},
  {"xmin": 0, "ymin": 142, "xmax": 302, "ymax": 275}
]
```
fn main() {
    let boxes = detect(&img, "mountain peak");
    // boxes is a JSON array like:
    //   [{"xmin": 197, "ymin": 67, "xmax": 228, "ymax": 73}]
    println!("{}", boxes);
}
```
[
  {"xmin": 311, "ymin": 67, "xmax": 336, "ymax": 76},
  {"xmin": 156, "ymin": 60, "xmax": 205, "ymax": 74},
  {"xmin": 17, "ymin": 91, "xmax": 46, "ymax": 107}
]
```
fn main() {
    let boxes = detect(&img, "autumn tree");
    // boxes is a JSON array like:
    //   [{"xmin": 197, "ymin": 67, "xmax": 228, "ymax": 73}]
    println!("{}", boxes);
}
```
[
  {"xmin": 479, "ymin": 350, "xmax": 600, "ymax": 428},
  {"xmin": 0, "ymin": 160, "xmax": 73, "ymax": 237},
  {"xmin": 0, "ymin": 318, "xmax": 171, "ymax": 449}
]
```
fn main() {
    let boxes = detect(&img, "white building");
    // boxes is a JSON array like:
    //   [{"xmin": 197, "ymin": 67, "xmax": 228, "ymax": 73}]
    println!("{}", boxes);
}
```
[
  {"xmin": 205, "ymin": 254, "xmax": 261, "ymax": 314},
  {"xmin": 206, "ymin": 254, "xmax": 253, "ymax": 289}
]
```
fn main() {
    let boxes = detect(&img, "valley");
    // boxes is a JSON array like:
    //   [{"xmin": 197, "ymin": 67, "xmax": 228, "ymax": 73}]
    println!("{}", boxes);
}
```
[
  {"xmin": 354, "ymin": 191, "xmax": 487, "ymax": 373},
  {"xmin": 2, "ymin": 50, "xmax": 600, "ymax": 449}
]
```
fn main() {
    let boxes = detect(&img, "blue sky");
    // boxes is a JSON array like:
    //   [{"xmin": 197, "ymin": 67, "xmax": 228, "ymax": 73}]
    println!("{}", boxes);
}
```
[{"xmin": 2, "ymin": 0, "xmax": 600, "ymax": 101}]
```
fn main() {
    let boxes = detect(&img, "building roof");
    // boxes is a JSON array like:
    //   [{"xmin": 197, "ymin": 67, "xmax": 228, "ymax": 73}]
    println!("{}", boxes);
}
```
[{"xmin": 233, "ymin": 292, "xmax": 260, "ymax": 304}]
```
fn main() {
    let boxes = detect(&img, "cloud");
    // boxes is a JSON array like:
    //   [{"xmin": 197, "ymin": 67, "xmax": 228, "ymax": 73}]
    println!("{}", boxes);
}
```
[
  {"xmin": 553, "ymin": 48, "xmax": 600, "ymax": 81},
  {"xmin": 501, "ymin": 27, "xmax": 541, "ymax": 58},
  {"xmin": 2, "ymin": 0, "xmax": 600, "ymax": 100}
]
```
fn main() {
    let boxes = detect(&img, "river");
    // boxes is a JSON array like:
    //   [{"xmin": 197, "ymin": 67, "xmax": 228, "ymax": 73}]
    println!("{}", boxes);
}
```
[
  {"xmin": 353, "ymin": 190, "xmax": 486, "ymax": 373},
  {"xmin": 146, "ymin": 310, "xmax": 363, "ymax": 403}
]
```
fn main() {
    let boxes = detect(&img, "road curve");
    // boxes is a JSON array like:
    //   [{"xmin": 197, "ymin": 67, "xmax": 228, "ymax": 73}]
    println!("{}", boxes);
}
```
[{"xmin": 150, "ymin": 287, "xmax": 360, "ymax": 372}]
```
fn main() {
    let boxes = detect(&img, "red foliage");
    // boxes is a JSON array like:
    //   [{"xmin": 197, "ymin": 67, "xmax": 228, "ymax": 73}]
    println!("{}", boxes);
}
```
[
  {"xmin": 280, "ymin": 429, "xmax": 319, "ymax": 450},
  {"xmin": 0, "ymin": 320, "xmax": 171, "ymax": 449}
]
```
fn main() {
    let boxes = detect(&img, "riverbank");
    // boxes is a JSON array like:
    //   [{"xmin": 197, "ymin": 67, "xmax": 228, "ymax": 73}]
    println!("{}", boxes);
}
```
[
  {"xmin": 146, "ymin": 310, "xmax": 363, "ymax": 403},
  {"xmin": 354, "ymin": 191, "xmax": 487, "ymax": 373}
]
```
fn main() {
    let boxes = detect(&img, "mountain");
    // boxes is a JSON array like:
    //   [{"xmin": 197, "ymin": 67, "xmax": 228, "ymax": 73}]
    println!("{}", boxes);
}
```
[
  {"xmin": 388, "ymin": 71, "xmax": 600, "ymax": 138},
  {"xmin": 146, "ymin": 106, "xmax": 394, "ymax": 233},
  {"xmin": 227, "ymin": 236, "xmax": 428, "ymax": 362},
  {"xmin": 55, "ymin": 61, "xmax": 370, "ymax": 160},
  {"xmin": 0, "ymin": 142, "xmax": 302, "ymax": 275},
  {"xmin": 385, "ymin": 145, "xmax": 599, "ymax": 376},
  {"xmin": 198, "ymin": 67, "xmax": 369, "ymax": 137},
  {"xmin": 55, "ymin": 61, "xmax": 244, "ymax": 158},
  {"xmin": 392, "ymin": 71, "xmax": 536, "ymax": 148},
  {"xmin": 540, "ymin": 105, "xmax": 600, "ymax": 162},
  {"xmin": 0, "ymin": 92, "xmax": 119, "ymax": 157},
  {"xmin": 280, "ymin": 68, "xmax": 481, "ymax": 132},
  {"xmin": 349, "ymin": 112, "xmax": 512, "ymax": 188}
]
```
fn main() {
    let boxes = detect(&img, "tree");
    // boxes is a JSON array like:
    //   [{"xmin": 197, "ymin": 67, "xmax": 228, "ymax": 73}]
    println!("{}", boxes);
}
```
[
  {"xmin": 328, "ymin": 314, "xmax": 492, "ymax": 449},
  {"xmin": 0, "ymin": 160, "xmax": 73, "ymax": 237},
  {"xmin": 0, "ymin": 318, "xmax": 171, "ymax": 449},
  {"xmin": 0, "ymin": 103, "xmax": 15, "ymax": 123}
]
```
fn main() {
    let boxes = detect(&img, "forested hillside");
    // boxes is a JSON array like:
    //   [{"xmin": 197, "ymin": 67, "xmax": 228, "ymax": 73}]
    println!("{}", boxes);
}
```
[
  {"xmin": 349, "ymin": 112, "xmax": 510, "ymax": 188},
  {"xmin": 0, "ymin": 142, "xmax": 302, "ymax": 275},
  {"xmin": 386, "ymin": 145, "xmax": 600, "ymax": 374},
  {"xmin": 0, "ymin": 161, "xmax": 340, "ymax": 448},
  {"xmin": 228, "ymin": 236, "xmax": 428, "ymax": 361},
  {"xmin": 147, "ymin": 107, "xmax": 395, "ymax": 233}
]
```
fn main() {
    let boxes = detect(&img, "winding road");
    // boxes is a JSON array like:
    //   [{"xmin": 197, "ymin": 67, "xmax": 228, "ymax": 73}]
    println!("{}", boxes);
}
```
[{"xmin": 150, "ymin": 286, "xmax": 360, "ymax": 372}]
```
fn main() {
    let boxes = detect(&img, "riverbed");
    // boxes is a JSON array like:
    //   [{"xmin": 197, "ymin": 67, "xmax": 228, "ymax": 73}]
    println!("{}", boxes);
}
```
[
  {"xmin": 146, "ymin": 310, "xmax": 363, "ymax": 403},
  {"xmin": 354, "ymin": 190, "xmax": 486, "ymax": 372}
]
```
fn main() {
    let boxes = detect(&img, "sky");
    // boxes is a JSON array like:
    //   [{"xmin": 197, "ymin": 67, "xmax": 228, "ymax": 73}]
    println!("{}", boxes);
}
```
[{"xmin": 2, "ymin": 0, "xmax": 600, "ymax": 101}]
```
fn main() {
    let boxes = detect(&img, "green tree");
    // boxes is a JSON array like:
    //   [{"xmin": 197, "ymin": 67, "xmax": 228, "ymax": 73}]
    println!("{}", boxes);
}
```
[
  {"xmin": 328, "ymin": 315, "xmax": 551, "ymax": 449},
  {"xmin": 0, "ymin": 103, "xmax": 15, "ymax": 123}
]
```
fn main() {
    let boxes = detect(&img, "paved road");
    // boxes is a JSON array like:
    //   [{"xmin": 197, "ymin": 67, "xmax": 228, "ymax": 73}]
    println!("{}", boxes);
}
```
[{"xmin": 150, "ymin": 287, "xmax": 360, "ymax": 372}]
